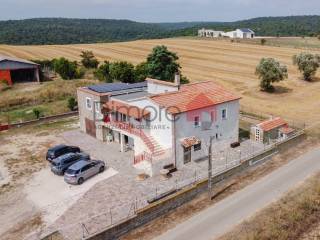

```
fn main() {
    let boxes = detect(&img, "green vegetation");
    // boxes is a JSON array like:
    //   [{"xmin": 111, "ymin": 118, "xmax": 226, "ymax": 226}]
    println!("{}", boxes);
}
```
[
  {"xmin": 67, "ymin": 97, "xmax": 77, "ymax": 111},
  {"xmin": 146, "ymin": 45, "xmax": 181, "ymax": 81},
  {"xmin": 53, "ymin": 57, "xmax": 84, "ymax": 80},
  {"xmin": 94, "ymin": 61, "xmax": 111, "ymax": 82},
  {"xmin": 0, "ymin": 79, "xmax": 11, "ymax": 91},
  {"xmin": 109, "ymin": 61, "xmax": 136, "ymax": 83},
  {"xmin": 256, "ymin": 58, "xmax": 288, "ymax": 92},
  {"xmin": 80, "ymin": 51, "xmax": 99, "ymax": 69},
  {"xmin": 1, "ymin": 16, "xmax": 320, "ymax": 45},
  {"xmin": 32, "ymin": 108, "xmax": 41, "ymax": 119},
  {"xmin": 260, "ymin": 38, "xmax": 267, "ymax": 45},
  {"xmin": 293, "ymin": 53, "xmax": 320, "ymax": 81},
  {"xmin": 93, "ymin": 45, "xmax": 188, "ymax": 83}
]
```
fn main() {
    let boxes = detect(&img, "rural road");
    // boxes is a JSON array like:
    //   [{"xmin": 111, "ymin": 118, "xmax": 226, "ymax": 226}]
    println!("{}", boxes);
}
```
[{"xmin": 155, "ymin": 147, "xmax": 320, "ymax": 240}]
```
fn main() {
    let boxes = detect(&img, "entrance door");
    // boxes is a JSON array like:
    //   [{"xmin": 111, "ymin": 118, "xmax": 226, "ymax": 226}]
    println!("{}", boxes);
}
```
[{"xmin": 183, "ymin": 147, "xmax": 191, "ymax": 164}]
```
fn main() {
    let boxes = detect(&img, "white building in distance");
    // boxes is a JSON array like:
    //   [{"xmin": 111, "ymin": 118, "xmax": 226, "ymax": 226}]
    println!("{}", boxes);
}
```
[{"xmin": 199, "ymin": 28, "xmax": 255, "ymax": 39}]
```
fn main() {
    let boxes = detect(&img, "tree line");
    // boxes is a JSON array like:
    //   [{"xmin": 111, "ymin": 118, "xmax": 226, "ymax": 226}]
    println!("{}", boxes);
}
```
[
  {"xmin": 32, "ymin": 45, "xmax": 189, "ymax": 84},
  {"xmin": 1, "ymin": 16, "xmax": 320, "ymax": 45}
]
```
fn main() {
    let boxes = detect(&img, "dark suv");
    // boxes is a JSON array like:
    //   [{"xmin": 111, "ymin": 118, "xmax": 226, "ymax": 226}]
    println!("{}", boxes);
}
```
[
  {"xmin": 51, "ymin": 152, "xmax": 90, "ymax": 175},
  {"xmin": 46, "ymin": 145, "xmax": 80, "ymax": 162}
]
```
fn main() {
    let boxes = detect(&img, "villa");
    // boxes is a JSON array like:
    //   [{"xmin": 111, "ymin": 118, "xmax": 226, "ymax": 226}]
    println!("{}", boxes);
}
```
[{"xmin": 77, "ymin": 75, "xmax": 241, "ymax": 176}]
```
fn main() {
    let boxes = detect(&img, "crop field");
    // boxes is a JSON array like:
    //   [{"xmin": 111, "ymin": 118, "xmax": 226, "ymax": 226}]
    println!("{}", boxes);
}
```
[{"xmin": 0, "ymin": 38, "xmax": 320, "ymax": 130}]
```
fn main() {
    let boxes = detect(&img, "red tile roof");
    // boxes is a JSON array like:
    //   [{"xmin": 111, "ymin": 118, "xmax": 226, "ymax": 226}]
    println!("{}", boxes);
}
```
[
  {"xmin": 280, "ymin": 127, "xmax": 295, "ymax": 134},
  {"xmin": 149, "ymin": 81, "xmax": 240, "ymax": 114},
  {"xmin": 103, "ymin": 100, "xmax": 150, "ymax": 119},
  {"xmin": 258, "ymin": 117, "xmax": 287, "ymax": 132}
]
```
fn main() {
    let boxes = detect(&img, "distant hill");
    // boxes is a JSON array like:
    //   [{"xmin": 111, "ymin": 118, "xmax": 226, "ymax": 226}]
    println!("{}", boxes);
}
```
[
  {"xmin": 0, "ymin": 18, "xmax": 169, "ymax": 45},
  {"xmin": 175, "ymin": 15, "xmax": 320, "ymax": 37},
  {"xmin": 0, "ymin": 16, "xmax": 319, "ymax": 45}
]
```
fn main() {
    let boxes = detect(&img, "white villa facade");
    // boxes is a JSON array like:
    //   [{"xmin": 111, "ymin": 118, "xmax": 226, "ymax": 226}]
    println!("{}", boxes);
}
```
[
  {"xmin": 77, "ymin": 76, "xmax": 241, "ymax": 176},
  {"xmin": 198, "ymin": 28, "xmax": 255, "ymax": 39}
]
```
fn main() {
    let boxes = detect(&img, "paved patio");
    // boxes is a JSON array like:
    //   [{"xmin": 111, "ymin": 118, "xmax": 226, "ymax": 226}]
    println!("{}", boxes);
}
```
[{"xmin": 37, "ymin": 130, "xmax": 265, "ymax": 240}]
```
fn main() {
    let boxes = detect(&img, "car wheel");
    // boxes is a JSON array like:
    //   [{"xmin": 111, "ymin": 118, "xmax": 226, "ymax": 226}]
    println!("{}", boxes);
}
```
[
  {"xmin": 78, "ymin": 178, "xmax": 84, "ymax": 185},
  {"xmin": 99, "ymin": 166, "xmax": 105, "ymax": 173}
]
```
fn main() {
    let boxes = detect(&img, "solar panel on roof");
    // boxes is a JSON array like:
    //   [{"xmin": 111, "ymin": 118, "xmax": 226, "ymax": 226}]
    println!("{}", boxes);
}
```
[{"xmin": 88, "ymin": 81, "xmax": 147, "ymax": 93}]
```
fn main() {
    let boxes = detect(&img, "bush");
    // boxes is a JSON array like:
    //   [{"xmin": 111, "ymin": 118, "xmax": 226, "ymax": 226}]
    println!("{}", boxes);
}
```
[
  {"xmin": 260, "ymin": 38, "xmax": 267, "ymax": 45},
  {"xmin": 80, "ymin": 51, "xmax": 99, "ymax": 69},
  {"xmin": 94, "ymin": 61, "xmax": 111, "ymax": 82},
  {"xmin": 67, "ymin": 97, "xmax": 78, "ymax": 111},
  {"xmin": 53, "ymin": 57, "xmax": 81, "ymax": 80},
  {"xmin": 134, "ymin": 62, "xmax": 149, "ymax": 82},
  {"xmin": 32, "ymin": 108, "xmax": 41, "ymax": 119},
  {"xmin": 109, "ymin": 61, "xmax": 135, "ymax": 83}
]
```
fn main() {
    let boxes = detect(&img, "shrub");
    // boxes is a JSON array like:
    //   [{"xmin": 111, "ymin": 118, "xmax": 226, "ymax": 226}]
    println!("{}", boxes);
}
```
[
  {"xmin": 32, "ymin": 108, "xmax": 41, "ymax": 119},
  {"xmin": 52, "ymin": 57, "xmax": 80, "ymax": 80},
  {"xmin": 260, "ymin": 38, "xmax": 267, "ymax": 45},
  {"xmin": 80, "ymin": 51, "xmax": 99, "ymax": 69},
  {"xmin": 109, "ymin": 61, "xmax": 135, "ymax": 83},
  {"xmin": 67, "ymin": 97, "xmax": 77, "ymax": 111},
  {"xmin": 94, "ymin": 61, "xmax": 111, "ymax": 82}
]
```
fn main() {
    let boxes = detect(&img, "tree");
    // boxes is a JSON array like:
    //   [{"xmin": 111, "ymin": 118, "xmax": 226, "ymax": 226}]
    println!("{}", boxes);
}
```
[
  {"xmin": 146, "ymin": 45, "xmax": 181, "ymax": 81},
  {"xmin": 134, "ymin": 62, "xmax": 149, "ymax": 82},
  {"xmin": 94, "ymin": 61, "xmax": 111, "ymax": 82},
  {"xmin": 318, "ymin": 35, "xmax": 320, "ymax": 41},
  {"xmin": 80, "ymin": 51, "xmax": 99, "ymax": 69},
  {"xmin": 293, "ymin": 53, "xmax": 320, "ymax": 81},
  {"xmin": 260, "ymin": 39, "xmax": 267, "ymax": 45},
  {"xmin": 109, "ymin": 61, "xmax": 135, "ymax": 83},
  {"xmin": 256, "ymin": 58, "xmax": 288, "ymax": 92},
  {"xmin": 67, "ymin": 97, "xmax": 78, "ymax": 111},
  {"xmin": 53, "ymin": 57, "xmax": 82, "ymax": 80}
]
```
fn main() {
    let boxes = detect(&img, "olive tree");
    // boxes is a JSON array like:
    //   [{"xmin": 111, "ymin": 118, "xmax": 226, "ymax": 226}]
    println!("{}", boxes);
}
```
[
  {"xmin": 293, "ymin": 53, "xmax": 320, "ymax": 81},
  {"xmin": 256, "ymin": 58, "xmax": 288, "ymax": 92}
]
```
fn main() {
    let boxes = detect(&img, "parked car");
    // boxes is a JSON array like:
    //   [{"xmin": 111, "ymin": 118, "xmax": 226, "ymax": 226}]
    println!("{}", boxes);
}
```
[
  {"xmin": 51, "ymin": 152, "xmax": 90, "ymax": 175},
  {"xmin": 64, "ymin": 160, "xmax": 106, "ymax": 185},
  {"xmin": 46, "ymin": 144, "xmax": 80, "ymax": 162}
]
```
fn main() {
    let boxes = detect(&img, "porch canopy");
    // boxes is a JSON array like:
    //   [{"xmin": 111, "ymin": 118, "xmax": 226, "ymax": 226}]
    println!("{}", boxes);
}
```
[
  {"xmin": 181, "ymin": 136, "xmax": 201, "ymax": 148},
  {"xmin": 103, "ymin": 100, "xmax": 150, "ymax": 119}
]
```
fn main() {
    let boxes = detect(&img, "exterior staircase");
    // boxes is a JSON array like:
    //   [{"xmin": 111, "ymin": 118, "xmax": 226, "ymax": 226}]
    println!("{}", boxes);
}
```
[{"xmin": 105, "ymin": 120, "xmax": 166, "ymax": 157}]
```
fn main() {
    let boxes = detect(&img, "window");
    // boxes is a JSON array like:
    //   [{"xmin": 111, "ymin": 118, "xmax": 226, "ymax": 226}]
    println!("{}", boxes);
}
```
[
  {"xmin": 194, "ymin": 116, "xmax": 200, "ymax": 128},
  {"xmin": 222, "ymin": 109, "xmax": 227, "ymax": 120},
  {"xmin": 194, "ymin": 142, "xmax": 201, "ymax": 151},
  {"xmin": 94, "ymin": 102, "xmax": 101, "ymax": 114},
  {"xmin": 81, "ymin": 165, "xmax": 91, "ymax": 172},
  {"xmin": 86, "ymin": 97, "xmax": 92, "ymax": 110}
]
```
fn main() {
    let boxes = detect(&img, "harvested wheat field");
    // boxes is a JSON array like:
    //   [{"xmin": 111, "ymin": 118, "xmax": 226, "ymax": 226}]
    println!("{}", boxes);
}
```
[{"xmin": 1, "ymin": 38, "xmax": 320, "ymax": 130}]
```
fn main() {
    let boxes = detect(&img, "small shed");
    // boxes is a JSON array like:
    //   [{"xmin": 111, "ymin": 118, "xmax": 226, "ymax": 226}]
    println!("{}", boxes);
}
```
[
  {"xmin": 0, "ymin": 56, "xmax": 40, "ymax": 85},
  {"xmin": 251, "ymin": 117, "xmax": 294, "ymax": 143}
]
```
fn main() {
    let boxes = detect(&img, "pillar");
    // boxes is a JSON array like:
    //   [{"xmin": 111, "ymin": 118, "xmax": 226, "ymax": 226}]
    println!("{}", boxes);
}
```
[
  {"xmin": 120, "ymin": 133, "xmax": 125, "ymax": 152},
  {"xmin": 35, "ymin": 67, "xmax": 40, "ymax": 83}
]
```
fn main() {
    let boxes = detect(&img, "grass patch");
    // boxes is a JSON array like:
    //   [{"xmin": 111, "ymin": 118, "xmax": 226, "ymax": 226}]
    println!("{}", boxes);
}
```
[
  {"xmin": 0, "ymin": 100, "xmax": 70, "ymax": 123},
  {"xmin": 220, "ymin": 172, "xmax": 320, "ymax": 240},
  {"xmin": 0, "ymin": 79, "xmax": 96, "ymax": 112}
]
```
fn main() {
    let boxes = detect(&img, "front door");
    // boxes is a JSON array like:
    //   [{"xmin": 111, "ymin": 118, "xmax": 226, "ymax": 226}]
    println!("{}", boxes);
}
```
[{"xmin": 183, "ymin": 147, "xmax": 191, "ymax": 164}]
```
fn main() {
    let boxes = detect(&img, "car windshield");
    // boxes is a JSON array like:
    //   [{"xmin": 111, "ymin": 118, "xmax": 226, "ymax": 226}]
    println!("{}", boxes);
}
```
[
  {"xmin": 66, "ymin": 169, "xmax": 79, "ymax": 175},
  {"xmin": 51, "ymin": 161, "xmax": 59, "ymax": 166}
]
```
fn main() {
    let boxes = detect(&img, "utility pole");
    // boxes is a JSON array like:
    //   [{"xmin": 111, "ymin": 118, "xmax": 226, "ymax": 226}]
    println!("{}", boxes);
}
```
[{"xmin": 208, "ymin": 136, "xmax": 213, "ymax": 199}]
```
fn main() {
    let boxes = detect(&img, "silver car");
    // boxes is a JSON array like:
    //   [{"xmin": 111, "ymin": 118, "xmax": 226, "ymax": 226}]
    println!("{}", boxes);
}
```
[{"xmin": 64, "ymin": 160, "xmax": 106, "ymax": 185}]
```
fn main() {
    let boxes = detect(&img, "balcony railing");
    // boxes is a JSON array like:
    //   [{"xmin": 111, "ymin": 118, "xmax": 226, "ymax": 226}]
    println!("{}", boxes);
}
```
[{"xmin": 103, "ymin": 117, "xmax": 155, "ymax": 153}]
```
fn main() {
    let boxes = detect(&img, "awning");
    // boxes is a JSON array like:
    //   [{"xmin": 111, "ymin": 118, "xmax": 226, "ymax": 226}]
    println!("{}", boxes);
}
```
[
  {"xmin": 181, "ymin": 136, "xmax": 201, "ymax": 148},
  {"xmin": 280, "ymin": 127, "xmax": 294, "ymax": 134},
  {"xmin": 103, "ymin": 100, "xmax": 150, "ymax": 119}
]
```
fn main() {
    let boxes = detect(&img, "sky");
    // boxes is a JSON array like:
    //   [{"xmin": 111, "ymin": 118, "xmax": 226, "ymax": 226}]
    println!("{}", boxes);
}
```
[{"xmin": 0, "ymin": 0, "xmax": 319, "ymax": 22}]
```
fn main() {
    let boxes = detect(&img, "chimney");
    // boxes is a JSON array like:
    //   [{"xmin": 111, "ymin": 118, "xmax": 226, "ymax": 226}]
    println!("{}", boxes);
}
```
[{"xmin": 174, "ymin": 73, "xmax": 181, "ymax": 87}]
